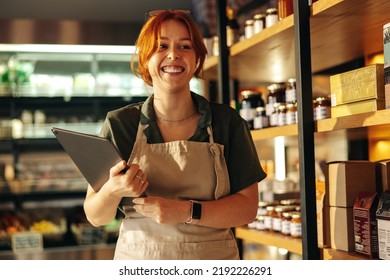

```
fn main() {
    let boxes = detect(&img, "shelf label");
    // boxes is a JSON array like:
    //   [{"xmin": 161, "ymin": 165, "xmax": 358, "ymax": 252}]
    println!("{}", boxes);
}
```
[
  {"xmin": 79, "ymin": 225, "xmax": 106, "ymax": 245},
  {"xmin": 11, "ymin": 232, "xmax": 43, "ymax": 253}
]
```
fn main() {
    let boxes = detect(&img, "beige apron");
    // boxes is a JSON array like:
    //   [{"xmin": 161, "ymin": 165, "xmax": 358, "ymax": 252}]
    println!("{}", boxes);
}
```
[{"xmin": 113, "ymin": 116, "xmax": 239, "ymax": 260}]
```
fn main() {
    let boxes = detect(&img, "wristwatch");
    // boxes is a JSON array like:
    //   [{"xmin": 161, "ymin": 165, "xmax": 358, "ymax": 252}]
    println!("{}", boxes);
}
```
[{"xmin": 185, "ymin": 200, "xmax": 202, "ymax": 224}]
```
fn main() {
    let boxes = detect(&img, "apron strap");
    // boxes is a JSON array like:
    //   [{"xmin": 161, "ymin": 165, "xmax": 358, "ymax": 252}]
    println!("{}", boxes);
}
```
[{"xmin": 207, "ymin": 125, "xmax": 230, "ymax": 199}]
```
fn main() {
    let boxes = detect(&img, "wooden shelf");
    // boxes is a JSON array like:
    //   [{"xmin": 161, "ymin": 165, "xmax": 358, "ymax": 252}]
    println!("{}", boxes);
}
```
[
  {"xmin": 204, "ymin": 0, "xmax": 390, "ymax": 82},
  {"xmin": 250, "ymin": 109, "xmax": 390, "ymax": 141},
  {"xmin": 235, "ymin": 226, "xmax": 302, "ymax": 255},
  {"xmin": 235, "ymin": 227, "xmax": 375, "ymax": 260},
  {"xmin": 322, "ymin": 248, "xmax": 374, "ymax": 260}
]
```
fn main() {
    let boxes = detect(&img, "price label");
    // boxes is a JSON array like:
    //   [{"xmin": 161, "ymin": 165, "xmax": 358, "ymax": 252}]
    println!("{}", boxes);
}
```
[
  {"xmin": 80, "ymin": 225, "xmax": 106, "ymax": 245},
  {"xmin": 11, "ymin": 232, "xmax": 43, "ymax": 252}
]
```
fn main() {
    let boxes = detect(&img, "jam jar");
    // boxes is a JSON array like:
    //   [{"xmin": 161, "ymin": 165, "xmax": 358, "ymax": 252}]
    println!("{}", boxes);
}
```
[
  {"xmin": 290, "ymin": 212, "xmax": 302, "ymax": 238},
  {"xmin": 285, "ymin": 78, "xmax": 297, "ymax": 103},
  {"xmin": 281, "ymin": 211, "xmax": 293, "ymax": 236},
  {"xmin": 239, "ymin": 90, "xmax": 264, "ymax": 130},
  {"xmin": 286, "ymin": 102, "xmax": 297, "ymax": 125},
  {"xmin": 314, "ymin": 96, "xmax": 331, "ymax": 120},
  {"xmin": 264, "ymin": 205, "xmax": 276, "ymax": 231}
]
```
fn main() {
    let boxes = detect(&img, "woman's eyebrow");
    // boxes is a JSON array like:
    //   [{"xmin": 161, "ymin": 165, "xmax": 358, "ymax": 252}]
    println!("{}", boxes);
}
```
[{"xmin": 160, "ymin": 36, "xmax": 191, "ymax": 41}]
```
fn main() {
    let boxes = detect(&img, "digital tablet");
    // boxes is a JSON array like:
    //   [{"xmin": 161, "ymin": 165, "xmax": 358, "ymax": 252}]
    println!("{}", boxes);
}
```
[{"xmin": 51, "ymin": 127, "xmax": 133, "ymax": 205}]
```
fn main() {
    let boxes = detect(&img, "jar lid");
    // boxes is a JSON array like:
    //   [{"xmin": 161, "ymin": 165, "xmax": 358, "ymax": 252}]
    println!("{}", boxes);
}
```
[
  {"xmin": 253, "ymin": 13, "xmax": 265, "ymax": 20},
  {"xmin": 245, "ymin": 19, "xmax": 254, "ymax": 25},
  {"xmin": 280, "ymin": 199, "xmax": 301, "ymax": 205},
  {"xmin": 266, "ymin": 8, "xmax": 278, "ymax": 14},
  {"xmin": 241, "ymin": 90, "xmax": 260, "ymax": 98},
  {"xmin": 287, "ymin": 78, "xmax": 296, "ymax": 83}
]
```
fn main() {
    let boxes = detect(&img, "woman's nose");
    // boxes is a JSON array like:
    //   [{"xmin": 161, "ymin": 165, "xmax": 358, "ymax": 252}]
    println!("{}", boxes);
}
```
[{"xmin": 167, "ymin": 49, "xmax": 179, "ymax": 60}]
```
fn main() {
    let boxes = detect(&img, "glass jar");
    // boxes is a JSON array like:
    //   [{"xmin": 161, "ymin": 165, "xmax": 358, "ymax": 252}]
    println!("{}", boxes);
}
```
[
  {"xmin": 314, "ymin": 96, "xmax": 331, "ymax": 120},
  {"xmin": 267, "ymin": 83, "xmax": 286, "ymax": 104},
  {"xmin": 281, "ymin": 211, "xmax": 292, "ymax": 236},
  {"xmin": 240, "ymin": 90, "xmax": 264, "ymax": 130},
  {"xmin": 265, "ymin": 8, "xmax": 278, "ymax": 28},
  {"xmin": 277, "ymin": 103, "xmax": 287, "ymax": 126},
  {"xmin": 290, "ymin": 212, "xmax": 302, "ymax": 238},
  {"xmin": 277, "ymin": 0, "xmax": 293, "ymax": 20},
  {"xmin": 255, "ymin": 215, "xmax": 266, "ymax": 231},
  {"xmin": 285, "ymin": 78, "xmax": 297, "ymax": 103},
  {"xmin": 253, "ymin": 13, "xmax": 265, "ymax": 34},
  {"xmin": 245, "ymin": 19, "xmax": 254, "ymax": 39},
  {"xmin": 269, "ymin": 103, "xmax": 280, "ymax": 127},
  {"xmin": 264, "ymin": 205, "xmax": 276, "ymax": 230},
  {"xmin": 280, "ymin": 199, "xmax": 301, "ymax": 206},
  {"xmin": 253, "ymin": 106, "xmax": 269, "ymax": 129},
  {"xmin": 286, "ymin": 102, "xmax": 297, "ymax": 125}
]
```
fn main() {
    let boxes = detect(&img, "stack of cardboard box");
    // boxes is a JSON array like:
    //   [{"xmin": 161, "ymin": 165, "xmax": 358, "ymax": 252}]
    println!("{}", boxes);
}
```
[{"xmin": 324, "ymin": 161, "xmax": 377, "ymax": 252}]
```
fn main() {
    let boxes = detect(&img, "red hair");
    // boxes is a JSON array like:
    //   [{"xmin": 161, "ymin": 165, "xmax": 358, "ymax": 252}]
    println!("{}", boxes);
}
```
[{"xmin": 131, "ymin": 11, "xmax": 208, "ymax": 86}]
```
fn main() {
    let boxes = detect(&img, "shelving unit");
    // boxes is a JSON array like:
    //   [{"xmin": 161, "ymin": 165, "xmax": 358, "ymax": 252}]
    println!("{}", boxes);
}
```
[{"xmin": 207, "ymin": 0, "xmax": 390, "ymax": 260}]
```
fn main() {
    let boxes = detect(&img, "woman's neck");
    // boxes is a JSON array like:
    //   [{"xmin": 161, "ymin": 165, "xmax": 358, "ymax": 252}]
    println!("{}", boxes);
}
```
[{"xmin": 153, "ymin": 91, "xmax": 196, "ymax": 121}]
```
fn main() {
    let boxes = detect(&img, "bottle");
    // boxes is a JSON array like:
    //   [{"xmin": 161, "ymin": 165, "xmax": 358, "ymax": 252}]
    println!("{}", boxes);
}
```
[{"xmin": 226, "ymin": 6, "xmax": 240, "ymax": 47}]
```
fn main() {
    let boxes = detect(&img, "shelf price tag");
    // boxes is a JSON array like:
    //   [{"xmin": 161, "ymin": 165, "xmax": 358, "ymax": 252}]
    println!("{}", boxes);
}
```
[
  {"xmin": 79, "ymin": 225, "xmax": 107, "ymax": 245},
  {"xmin": 11, "ymin": 232, "xmax": 43, "ymax": 253}
]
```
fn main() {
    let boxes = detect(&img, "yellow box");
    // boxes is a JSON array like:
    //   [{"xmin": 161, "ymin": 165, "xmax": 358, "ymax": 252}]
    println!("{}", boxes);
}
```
[
  {"xmin": 330, "ymin": 98, "xmax": 385, "ymax": 118},
  {"xmin": 326, "ymin": 161, "xmax": 377, "ymax": 207},
  {"xmin": 330, "ymin": 64, "xmax": 384, "ymax": 106}
]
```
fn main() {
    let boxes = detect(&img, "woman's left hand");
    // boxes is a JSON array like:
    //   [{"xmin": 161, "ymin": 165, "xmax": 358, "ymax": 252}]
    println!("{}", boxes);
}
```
[{"xmin": 132, "ymin": 196, "xmax": 190, "ymax": 224}]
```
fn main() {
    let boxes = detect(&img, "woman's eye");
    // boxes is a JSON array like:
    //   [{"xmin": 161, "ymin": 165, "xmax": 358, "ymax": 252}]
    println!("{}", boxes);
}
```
[
  {"xmin": 159, "ymin": 44, "xmax": 168, "ymax": 49},
  {"xmin": 180, "ymin": 44, "xmax": 192, "ymax": 50}
]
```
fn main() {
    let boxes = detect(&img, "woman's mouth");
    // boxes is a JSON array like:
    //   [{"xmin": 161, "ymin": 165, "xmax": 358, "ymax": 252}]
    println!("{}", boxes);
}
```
[{"xmin": 161, "ymin": 66, "xmax": 185, "ymax": 74}]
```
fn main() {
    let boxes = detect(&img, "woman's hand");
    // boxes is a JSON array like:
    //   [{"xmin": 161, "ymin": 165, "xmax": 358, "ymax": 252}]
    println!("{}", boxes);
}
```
[
  {"xmin": 132, "ymin": 196, "xmax": 191, "ymax": 224},
  {"xmin": 103, "ymin": 160, "xmax": 148, "ymax": 199}
]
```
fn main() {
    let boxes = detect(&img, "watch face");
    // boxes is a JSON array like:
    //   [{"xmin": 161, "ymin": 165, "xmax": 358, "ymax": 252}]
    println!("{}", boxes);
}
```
[{"xmin": 192, "ymin": 202, "xmax": 202, "ymax": 220}]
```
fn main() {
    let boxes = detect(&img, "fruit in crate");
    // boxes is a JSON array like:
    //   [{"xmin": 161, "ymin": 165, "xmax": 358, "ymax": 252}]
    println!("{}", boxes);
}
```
[
  {"xmin": 0, "ymin": 213, "xmax": 27, "ymax": 234},
  {"xmin": 30, "ymin": 219, "xmax": 61, "ymax": 233}
]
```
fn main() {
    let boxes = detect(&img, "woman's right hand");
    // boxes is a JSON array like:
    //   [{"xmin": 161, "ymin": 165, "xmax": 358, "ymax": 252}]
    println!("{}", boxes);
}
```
[{"xmin": 104, "ymin": 160, "xmax": 148, "ymax": 199}]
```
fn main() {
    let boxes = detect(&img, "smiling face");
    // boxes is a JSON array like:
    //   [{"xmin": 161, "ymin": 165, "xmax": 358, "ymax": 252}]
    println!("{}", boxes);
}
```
[{"xmin": 147, "ymin": 19, "xmax": 197, "ymax": 94}]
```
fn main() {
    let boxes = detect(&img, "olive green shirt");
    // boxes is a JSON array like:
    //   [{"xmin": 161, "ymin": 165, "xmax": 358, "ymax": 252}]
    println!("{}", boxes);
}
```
[{"xmin": 99, "ymin": 92, "xmax": 266, "ymax": 194}]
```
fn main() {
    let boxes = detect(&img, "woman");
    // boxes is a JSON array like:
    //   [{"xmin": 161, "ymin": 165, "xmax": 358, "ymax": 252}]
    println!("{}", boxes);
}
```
[{"xmin": 83, "ymin": 10, "xmax": 266, "ymax": 260}]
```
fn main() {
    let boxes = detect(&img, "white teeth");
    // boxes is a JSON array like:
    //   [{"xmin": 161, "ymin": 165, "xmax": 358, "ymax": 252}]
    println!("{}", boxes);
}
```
[{"xmin": 162, "ymin": 66, "xmax": 184, "ymax": 73}]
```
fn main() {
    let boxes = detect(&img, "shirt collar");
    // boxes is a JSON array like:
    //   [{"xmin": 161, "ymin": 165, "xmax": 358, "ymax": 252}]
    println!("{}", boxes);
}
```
[{"xmin": 140, "ymin": 92, "xmax": 212, "ymax": 128}]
